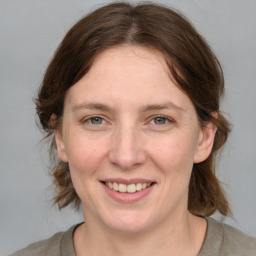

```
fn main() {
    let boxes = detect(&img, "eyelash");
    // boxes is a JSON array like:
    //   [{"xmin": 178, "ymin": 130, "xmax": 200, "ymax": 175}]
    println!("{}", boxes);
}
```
[
  {"xmin": 149, "ymin": 115, "xmax": 173, "ymax": 125},
  {"xmin": 81, "ymin": 115, "xmax": 174, "ymax": 129},
  {"xmin": 83, "ymin": 115, "xmax": 106, "ymax": 125}
]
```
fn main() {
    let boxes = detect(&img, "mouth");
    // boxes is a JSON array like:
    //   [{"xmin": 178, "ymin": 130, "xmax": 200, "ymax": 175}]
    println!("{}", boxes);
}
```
[
  {"xmin": 101, "ymin": 181, "xmax": 154, "ymax": 193},
  {"xmin": 100, "ymin": 179, "xmax": 156, "ymax": 203}
]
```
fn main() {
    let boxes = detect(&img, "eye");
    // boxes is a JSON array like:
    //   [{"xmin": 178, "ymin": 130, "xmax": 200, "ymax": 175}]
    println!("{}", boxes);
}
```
[
  {"xmin": 81, "ymin": 115, "xmax": 110, "ymax": 131},
  {"xmin": 150, "ymin": 116, "xmax": 171, "ymax": 125},
  {"xmin": 83, "ymin": 116, "xmax": 106, "ymax": 125},
  {"xmin": 89, "ymin": 116, "xmax": 104, "ymax": 124}
]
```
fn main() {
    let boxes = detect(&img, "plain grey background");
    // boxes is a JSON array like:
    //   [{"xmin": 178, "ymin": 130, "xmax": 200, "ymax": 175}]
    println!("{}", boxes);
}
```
[{"xmin": 1, "ymin": 0, "xmax": 256, "ymax": 254}]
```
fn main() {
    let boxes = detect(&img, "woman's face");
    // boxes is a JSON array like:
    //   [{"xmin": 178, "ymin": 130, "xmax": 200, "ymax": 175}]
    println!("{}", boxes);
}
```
[{"xmin": 56, "ymin": 46, "xmax": 215, "ymax": 233}]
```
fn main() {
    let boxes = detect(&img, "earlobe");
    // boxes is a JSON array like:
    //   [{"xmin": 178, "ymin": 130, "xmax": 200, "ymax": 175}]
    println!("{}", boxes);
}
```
[
  {"xmin": 50, "ymin": 114, "xmax": 68, "ymax": 163},
  {"xmin": 193, "ymin": 116, "xmax": 217, "ymax": 164}
]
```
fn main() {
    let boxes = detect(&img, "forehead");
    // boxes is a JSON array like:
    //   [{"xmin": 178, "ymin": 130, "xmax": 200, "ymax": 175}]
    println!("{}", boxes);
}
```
[
  {"xmin": 93, "ymin": 45, "xmax": 169, "ymax": 73},
  {"xmin": 65, "ymin": 45, "xmax": 193, "ymax": 112}
]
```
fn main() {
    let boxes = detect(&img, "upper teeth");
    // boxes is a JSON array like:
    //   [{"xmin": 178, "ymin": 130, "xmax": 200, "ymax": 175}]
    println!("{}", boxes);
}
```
[{"xmin": 106, "ymin": 182, "xmax": 151, "ymax": 193}]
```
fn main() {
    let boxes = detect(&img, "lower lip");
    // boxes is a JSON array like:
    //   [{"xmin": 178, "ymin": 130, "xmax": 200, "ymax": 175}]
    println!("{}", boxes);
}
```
[{"xmin": 101, "ymin": 182, "xmax": 155, "ymax": 203}]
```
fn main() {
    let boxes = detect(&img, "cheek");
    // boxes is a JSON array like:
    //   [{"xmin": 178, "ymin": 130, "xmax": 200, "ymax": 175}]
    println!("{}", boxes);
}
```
[
  {"xmin": 65, "ymin": 136, "xmax": 108, "ymax": 202},
  {"xmin": 147, "ymin": 136, "xmax": 197, "ymax": 214},
  {"xmin": 149, "ymin": 134, "xmax": 197, "ymax": 177},
  {"xmin": 65, "ymin": 134, "xmax": 107, "ymax": 177}
]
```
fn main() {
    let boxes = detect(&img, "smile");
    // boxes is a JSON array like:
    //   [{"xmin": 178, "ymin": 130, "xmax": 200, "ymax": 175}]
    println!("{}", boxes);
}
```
[
  {"xmin": 101, "ymin": 180, "xmax": 156, "ymax": 203},
  {"xmin": 104, "ymin": 181, "xmax": 152, "ymax": 193}
]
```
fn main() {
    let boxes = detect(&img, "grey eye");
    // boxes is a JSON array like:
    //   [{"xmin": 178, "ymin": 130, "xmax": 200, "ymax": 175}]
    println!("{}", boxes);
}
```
[
  {"xmin": 90, "ymin": 117, "xmax": 104, "ymax": 124},
  {"xmin": 152, "ymin": 117, "xmax": 168, "ymax": 125}
]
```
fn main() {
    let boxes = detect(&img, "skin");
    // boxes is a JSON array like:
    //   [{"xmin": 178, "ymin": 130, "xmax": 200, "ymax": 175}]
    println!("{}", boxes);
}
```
[{"xmin": 55, "ymin": 45, "xmax": 217, "ymax": 256}]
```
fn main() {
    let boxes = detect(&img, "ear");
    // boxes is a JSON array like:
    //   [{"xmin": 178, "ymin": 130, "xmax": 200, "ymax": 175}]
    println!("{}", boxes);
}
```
[
  {"xmin": 193, "ymin": 113, "xmax": 217, "ymax": 164},
  {"xmin": 50, "ymin": 114, "xmax": 68, "ymax": 163}
]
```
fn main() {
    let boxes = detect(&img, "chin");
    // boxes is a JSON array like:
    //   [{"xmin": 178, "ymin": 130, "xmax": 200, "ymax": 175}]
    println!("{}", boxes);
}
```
[{"xmin": 102, "ymin": 209, "xmax": 156, "ymax": 234}]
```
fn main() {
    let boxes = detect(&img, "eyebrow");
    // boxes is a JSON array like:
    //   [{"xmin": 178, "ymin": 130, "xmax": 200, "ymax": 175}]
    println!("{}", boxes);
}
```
[
  {"xmin": 72, "ymin": 103, "xmax": 114, "ymax": 112},
  {"xmin": 141, "ymin": 102, "xmax": 185, "ymax": 112},
  {"xmin": 71, "ymin": 102, "xmax": 185, "ymax": 113}
]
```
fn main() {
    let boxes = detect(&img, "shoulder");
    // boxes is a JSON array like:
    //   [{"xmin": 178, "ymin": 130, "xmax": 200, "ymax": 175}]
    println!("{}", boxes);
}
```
[
  {"xmin": 220, "ymin": 220, "xmax": 256, "ymax": 255},
  {"xmin": 9, "ymin": 224, "xmax": 78, "ymax": 256},
  {"xmin": 200, "ymin": 217, "xmax": 256, "ymax": 256},
  {"xmin": 9, "ymin": 232, "xmax": 64, "ymax": 256}
]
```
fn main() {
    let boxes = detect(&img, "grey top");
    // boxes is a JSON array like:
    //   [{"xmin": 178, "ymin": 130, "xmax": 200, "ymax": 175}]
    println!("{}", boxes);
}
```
[{"xmin": 10, "ymin": 217, "xmax": 256, "ymax": 256}]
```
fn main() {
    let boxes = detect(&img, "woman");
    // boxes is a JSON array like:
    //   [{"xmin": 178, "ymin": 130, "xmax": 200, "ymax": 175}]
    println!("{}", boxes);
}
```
[{"xmin": 11, "ymin": 2, "xmax": 256, "ymax": 255}]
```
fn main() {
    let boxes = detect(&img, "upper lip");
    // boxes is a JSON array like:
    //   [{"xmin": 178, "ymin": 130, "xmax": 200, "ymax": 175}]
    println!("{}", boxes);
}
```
[{"xmin": 101, "ymin": 178, "xmax": 156, "ymax": 185}]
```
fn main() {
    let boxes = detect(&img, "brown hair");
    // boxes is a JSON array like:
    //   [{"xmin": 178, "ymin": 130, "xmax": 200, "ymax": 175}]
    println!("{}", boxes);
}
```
[{"xmin": 35, "ymin": 2, "xmax": 231, "ymax": 216}]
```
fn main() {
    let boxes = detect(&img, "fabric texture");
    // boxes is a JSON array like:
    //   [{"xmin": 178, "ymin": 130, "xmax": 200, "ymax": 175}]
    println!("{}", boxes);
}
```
[
  {"xmin": 198, "ymin": 217, "xmax": 256, "ymax": 255},
  {"xmin": 10, "ymin": 217, "xmax": 256, "ymax": 256}
]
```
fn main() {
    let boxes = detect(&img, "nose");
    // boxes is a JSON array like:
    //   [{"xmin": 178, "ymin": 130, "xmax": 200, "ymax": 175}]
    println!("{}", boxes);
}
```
[{"xmin": 108, "ymin": 124, "xmax": 146, "ymax": 169}]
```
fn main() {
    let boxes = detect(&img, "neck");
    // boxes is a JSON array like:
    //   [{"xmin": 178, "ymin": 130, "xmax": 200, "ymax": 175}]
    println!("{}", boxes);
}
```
[{"xmin": 74, "ymin": 211, "xmax": 207, "ymax": 256}]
